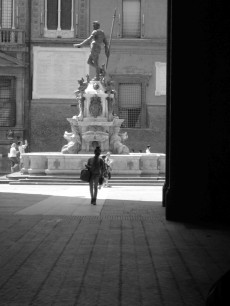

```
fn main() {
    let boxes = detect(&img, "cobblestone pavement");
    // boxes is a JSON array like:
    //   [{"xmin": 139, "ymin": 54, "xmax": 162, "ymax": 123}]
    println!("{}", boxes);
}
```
[{"xmin": 0, "ymin": 185, "xmax": 230, "ymax": 306}]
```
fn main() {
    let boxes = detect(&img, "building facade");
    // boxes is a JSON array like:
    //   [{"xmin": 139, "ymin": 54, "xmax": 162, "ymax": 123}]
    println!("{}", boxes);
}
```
[
  {"xmin": 0, "ymin": 0, "xmax": 30, "ymax": 172},
  {"xmin": 0, "ymin": 0, "xmax": 167, "ymax": 170}
]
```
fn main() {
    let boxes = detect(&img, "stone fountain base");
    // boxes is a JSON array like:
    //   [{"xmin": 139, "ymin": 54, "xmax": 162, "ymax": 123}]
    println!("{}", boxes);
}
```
[{"xmin": 21, "ymin": 153, "xmax": 165, "ymax": 175}]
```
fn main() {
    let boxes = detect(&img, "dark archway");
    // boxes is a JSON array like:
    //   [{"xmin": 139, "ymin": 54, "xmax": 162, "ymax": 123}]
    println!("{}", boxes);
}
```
[{"xmin": 163, "ymin": 0, "xmax": 230, "ymax": 223}]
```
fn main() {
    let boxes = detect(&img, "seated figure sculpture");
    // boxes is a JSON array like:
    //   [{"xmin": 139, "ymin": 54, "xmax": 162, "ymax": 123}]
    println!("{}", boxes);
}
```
[
  {"xmin": 110, "ymin": 128, "xmax": 129, "ymax": 154},
  {"xmin": 61, "ymin": 131, "xmax": 81, "ymax": 154}
]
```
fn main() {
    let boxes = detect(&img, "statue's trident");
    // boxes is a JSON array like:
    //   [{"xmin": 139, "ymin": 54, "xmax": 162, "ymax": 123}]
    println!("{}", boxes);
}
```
[{"xmin": 105, "ymin": 8, "xmax": 117, "ymax": 71}]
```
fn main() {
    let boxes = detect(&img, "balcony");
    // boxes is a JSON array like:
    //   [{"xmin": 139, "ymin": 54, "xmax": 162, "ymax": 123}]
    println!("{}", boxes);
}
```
[{"xmin": 0, "ymin": 28, "xmax": 25, "ymax": 44}]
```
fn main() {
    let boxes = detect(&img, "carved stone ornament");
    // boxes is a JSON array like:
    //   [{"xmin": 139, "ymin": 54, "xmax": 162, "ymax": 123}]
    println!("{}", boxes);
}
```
[
  {"xmin": 93, "ymin": 82, "xmax": 100, "ymax": 90},
  {"xmin": 88, "ymin": 125, "xmax": 104, "ymax": 132},
  {"xmin": 89, "ymin": 96, "xmax": 102, "ymax": 117},
  {"xmin": 82, "ymin": 131, "xmax": 108, "ymax": 142}
]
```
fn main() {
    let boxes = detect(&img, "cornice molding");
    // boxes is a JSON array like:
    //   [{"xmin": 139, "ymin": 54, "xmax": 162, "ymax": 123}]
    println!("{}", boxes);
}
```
[
  {"xmin": 30, "ymin": 38, "xmax": 166, "ymax": 56},
  {"xmin": 109, "ymin": 74, "xmax": 152, "ymax": 85},
  {"xmin": 0, "ymin": 45, "xmax": 28, "ymax": 53},
  {"xmin": 31, "ymin": 99, "xmax": 76, "ymax": 104},
  {"xmin": 30, "ymin": 37, "xmax": 166, "ymax": 46}
]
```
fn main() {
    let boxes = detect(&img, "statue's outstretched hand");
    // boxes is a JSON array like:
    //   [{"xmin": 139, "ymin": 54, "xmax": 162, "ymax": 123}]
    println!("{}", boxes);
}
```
[{"xmin": 73, "ymin": 44, "xmax": 81, "ymax": 48}]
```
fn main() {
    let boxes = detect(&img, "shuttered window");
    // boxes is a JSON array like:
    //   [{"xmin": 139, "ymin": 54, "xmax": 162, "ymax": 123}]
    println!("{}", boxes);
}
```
[
  {"xmin": 122, "ymin": 0, "xmax": 141, "ymax": 38},
  {"xmin": 61, "ymin": 0, "xmax": 72, "ymax": 30},
  {"xmin": 47, "ymin": 0, "xmax": 58, "ymax": 30},
  {"xmin": 0, "ymin": 0, "xmax": 13, "ymax": 28},
  {"xmin": 118, "ymin": 83, "xmax": 142, "ymax": 128},
  {"xmin": 46, "ymin": 0, "xmax": 72, "ymax": 31},
  {"xmin": 0, "ymin": 77, "xmax": 16, "ymax": 127}
]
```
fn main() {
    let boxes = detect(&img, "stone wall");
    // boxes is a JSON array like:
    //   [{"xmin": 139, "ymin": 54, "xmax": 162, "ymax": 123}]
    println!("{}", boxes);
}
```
[
  {"xmin": 30, "ymin": 100, "xmax": 77, "ymax": 152},
  {"xmin": 121, "ymin": 128, "xmax": 165, "ymax": 154}
]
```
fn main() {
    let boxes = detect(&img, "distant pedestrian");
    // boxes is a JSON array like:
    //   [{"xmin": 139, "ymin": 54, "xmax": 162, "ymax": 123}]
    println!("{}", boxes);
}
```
[
  {"xmin": 103, "ymin": 152, "xmax": 113, "ymax": 187},
  {"xmin": 86, "ymin": 146, "xmax": 105, "ymax": 205},
  {"xmin": 8, "ymin": 143, "xmax": 19, "ymax": 173},
  {"xmin": 17, "ymin": 140, "xmax": 28, "ymax": 173},
  {"xmin": 146, "ymin": 145, "xmax": 151, "ymax": 154},
  {"xmin": 99, "ymin": 155, "xmax": 107, "ymax": 189},
  {"xmin": 100, "ymin": 154, "xmax": 111, "ymax": 188}
]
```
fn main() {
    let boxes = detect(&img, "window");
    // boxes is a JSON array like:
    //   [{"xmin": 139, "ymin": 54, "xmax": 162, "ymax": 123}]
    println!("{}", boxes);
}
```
[
  {"xmin": 44, "ymin": 0, "xmax": 74, "ymax": 38},
  {"xmin": 0, "ymin": 77, "xmax": 16, "ymax": 127},
  {"xmin": 111, "ymin": 74, "xmax": 150, "ymax": 128},
  {"xmin": 122, "ymin": 0, "xmax": 141, "ymax": 38},
  {"xmin": 46, "ymin": 0, "xmax": 58, "ymax": 30},
  {"xmin": 118, "ymin": 83, "xmax": 142, "ymax": 128},
  {"xmin": 0, "ymin": 0, "xmax": 14, "ymax": 29}
]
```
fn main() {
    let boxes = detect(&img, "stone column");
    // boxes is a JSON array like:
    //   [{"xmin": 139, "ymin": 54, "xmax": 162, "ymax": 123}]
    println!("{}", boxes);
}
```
[{"xmin": 163, "ymin": 0, "xmax": 216, "ymax": 222}]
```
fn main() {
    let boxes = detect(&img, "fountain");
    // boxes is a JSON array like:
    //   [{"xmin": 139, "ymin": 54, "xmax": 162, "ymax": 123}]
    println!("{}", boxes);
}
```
[
  {"xmin": 61, "ymin": 75, "xmax": 129, "ymax": 155},
  {"xmin": 20, "ymin": 19, "xmax": 165, "ymax": 176}
]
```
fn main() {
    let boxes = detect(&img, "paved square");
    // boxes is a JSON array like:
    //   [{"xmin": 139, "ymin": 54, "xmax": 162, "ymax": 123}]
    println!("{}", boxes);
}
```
[{"xmin": 0, "ymin": 185, "xmax": 230, "ymax": 305}]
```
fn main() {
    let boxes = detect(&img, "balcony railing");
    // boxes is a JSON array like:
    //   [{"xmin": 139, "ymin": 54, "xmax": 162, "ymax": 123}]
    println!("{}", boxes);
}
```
[{"xmin": 0, "ymin": 29, "xmax": 25, "ymax": 44}]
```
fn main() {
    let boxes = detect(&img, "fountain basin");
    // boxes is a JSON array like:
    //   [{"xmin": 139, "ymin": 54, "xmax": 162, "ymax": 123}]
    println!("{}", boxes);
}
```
[{"xmin": 21, "ymin": 153, "xmax": 165, "ymax": 175}]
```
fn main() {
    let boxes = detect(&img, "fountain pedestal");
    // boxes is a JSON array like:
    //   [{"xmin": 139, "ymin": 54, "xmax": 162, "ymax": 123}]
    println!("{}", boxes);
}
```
[{"xmin": 61, "ymin": 79, "xmax": 129, "ymax": 154}]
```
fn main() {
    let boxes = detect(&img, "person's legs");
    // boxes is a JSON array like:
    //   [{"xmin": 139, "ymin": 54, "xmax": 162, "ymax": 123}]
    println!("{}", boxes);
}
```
[
  {"xmin": 10, "ymin": 158, "xmax": 14, "ymax": 167},
  {"xmin": 103, "ymin": 177, "xmax": 108, "ymax": 187},
  {"xmin": 89, "ymin": 179, "xmax": 94, "ymax": 204},
  {"xmin": 20, "ymin": 160, "xmax": 23, "ymax": 173},
  {"xmin": 92, "ymin": 176, "xmax": 99, "ymax": 204},
  {"xmin": 108, "ymin": 171, "xmax": 112, "ymax": 187},
  {"xmin": 10, "ymin": 158, "xmax": 14, "ymax": 173},
  {"xmin": 10, "ymin": 157, "xmax": 18, "ymax": 173},
  {"xmin": 89, "ymin": 176, "xmax": 99, "ymax": 204}
]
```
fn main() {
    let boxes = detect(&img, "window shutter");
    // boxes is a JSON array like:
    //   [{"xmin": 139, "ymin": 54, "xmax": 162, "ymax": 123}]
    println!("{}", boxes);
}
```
[
  {"xmin": 47, "ymin": 0, "xmax": 58, "ymax": 30},
  {"xmin": 118, "ymin": 83, "xmax": 141, "ymax": 128},
  {"xmin": 1, "ymin": 0, "xmax": 12, "ymax": 28},
  {"xmin": 122, "ymin": 0, "xmax": 141, "ymax": 38},
  {"xmin": 0, "ymin": 77, "xmax": 16, "ymax": 127},
  {"xmin": 61, "ymin": 0, "xmax": 72, "ymax": 30}
]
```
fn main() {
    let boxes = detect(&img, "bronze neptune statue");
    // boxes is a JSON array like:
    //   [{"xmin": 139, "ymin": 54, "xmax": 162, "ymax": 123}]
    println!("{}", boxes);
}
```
[{"xmin": 73, "ymin": 21, "xmax": 110, "ymax": 80}]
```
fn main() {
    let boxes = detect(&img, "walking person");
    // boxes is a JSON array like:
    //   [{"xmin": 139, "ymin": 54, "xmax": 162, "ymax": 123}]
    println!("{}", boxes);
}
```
[
  {"xmin": 100, "ymin": 155, "xmax": 110, "ymax": 188},
  {"xmin": 103, "ymin": 151, "xmax": 113, "ymax": 187},
  {"xmin": 86, "ymin": 146, "xmax": 105, "ymax": 205},
  {"xmin": 8, "ymin": 143, "xmax": 19, "ymax": 173},
  {"xmin": 17, "ymin": 140, "xmax": 28, "ymax": 173}
]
